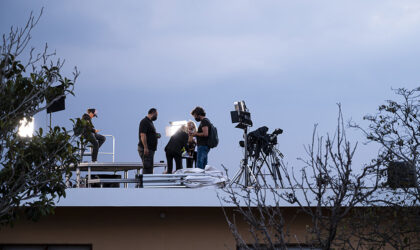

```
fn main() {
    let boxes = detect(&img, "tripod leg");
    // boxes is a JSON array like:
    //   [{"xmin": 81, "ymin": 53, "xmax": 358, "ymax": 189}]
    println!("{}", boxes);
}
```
[
  {"xmin": 275, "ymin": 165, "xmax": 284, "ymax": 188},
  {"xmin": 247, "ymin": 164, "xmax": 259, "ymax": 187},
  {"xmin": 257, "ymin": 149, "xmax": 283, "ymax": 188},
  {"xmin": 262, "ymin": 152, "xmax": 278, "ymax": 184},
  {"xmin": 270, "ymin": 155, "xmax": 279, "ymax": 188},
  {"xmin": 245, "ymin": 164, "xmax": 250, "ymax": 187},
  {"xmin": 253, "ymin": 154, "xmax": 265, "ymax": 177},
  {"xmin": 248, "ymin": 157, "xmax": 260, "ymax": 186},
  {"xmin": 252, "ymin": 155, "xmax": 267, "ymax": 186},
  {"xmin": 272, "ymin": 154, "xmax": 284, "ymax": 188},
  {"xmin": 231, "ymin": 165, "xmax": 244, "ymax": 185},
  {"xmin": 246, "ymin": 161, "xmax": 259, "ymax": 187}
]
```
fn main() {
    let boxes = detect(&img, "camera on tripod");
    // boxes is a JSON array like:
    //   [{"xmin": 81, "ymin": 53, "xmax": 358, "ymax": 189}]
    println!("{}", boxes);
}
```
[
  {"xmin": 230, "ymin": 100, "xmax": 285, "ymax": 187},
  {"xmin": 231, "ymin": 101, "xmax": 253, "ymax": 129},
  {"xmin": 239, "ymin": 126, "xmax": 283, "ymax": 156}
]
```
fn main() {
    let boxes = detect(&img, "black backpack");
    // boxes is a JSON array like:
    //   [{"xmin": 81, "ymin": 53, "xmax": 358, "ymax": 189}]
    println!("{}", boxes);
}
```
[
  {"xmin": 73, "ymin": 118, "xmax": 88, "ymax": 137},
  {"xmin": 204, "ymin": 118, "xmax": 219, "ymax": 148},
  {"xmin": 73, "ymin": 118, "xmax": 84, "ymax": 136}
]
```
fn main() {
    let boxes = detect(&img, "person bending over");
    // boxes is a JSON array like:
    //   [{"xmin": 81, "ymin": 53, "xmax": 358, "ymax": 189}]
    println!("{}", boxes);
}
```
[{"xmin": 164, "ymin": 125, "xmax": 189, "ymax": 174}]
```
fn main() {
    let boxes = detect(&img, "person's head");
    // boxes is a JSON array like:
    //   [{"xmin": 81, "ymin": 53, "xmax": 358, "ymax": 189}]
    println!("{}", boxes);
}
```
[
  {"xmin": 147, "ymin": 108, "xmax": 158, "ymax": 121},
  {"xmin": 180, "ymin": 124, "xmax": 188, "ymax": 133},
  {"xmin": 191, "ymin": 106, "xmax": 206, "ymax": 122},
  {"xmin": 187, "ymin": 120, "xmax": 197, "ymax": 132},
  {"xmin": 87, "ymin": 108, "xmax": 97, "ymax": 118}
]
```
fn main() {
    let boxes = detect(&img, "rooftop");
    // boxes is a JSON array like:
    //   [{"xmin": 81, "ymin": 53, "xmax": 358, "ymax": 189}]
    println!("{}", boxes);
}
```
[{"xmin": 56, "ymin": 186, "xmax": 419, "ymax": 208}]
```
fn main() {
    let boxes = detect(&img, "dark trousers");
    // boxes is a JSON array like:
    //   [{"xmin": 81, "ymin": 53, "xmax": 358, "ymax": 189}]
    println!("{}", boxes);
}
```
[
  {"xmin": 166, "ymin": 150, "xmax": 182, "ymax": 174},
  {"xmin": 138, "ymin": 146, "xmax": 155, "ymax": 174},
  {"xmin": 186, "ymin": 151, "xmax": 197, "ymax": 168},
  {"xmin": 86, "ymin": 133, "xmax": 106, "ymax": 162}
]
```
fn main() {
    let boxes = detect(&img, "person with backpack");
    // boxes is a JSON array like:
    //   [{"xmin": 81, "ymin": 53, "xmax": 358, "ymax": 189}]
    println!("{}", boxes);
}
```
[
  {"xmin": 190, "ymin": 106, "xmax": 218, "ymax": 169},
  {"xmin": 81, "ymin": 108, "xmax": 106, "ymax": 162}
]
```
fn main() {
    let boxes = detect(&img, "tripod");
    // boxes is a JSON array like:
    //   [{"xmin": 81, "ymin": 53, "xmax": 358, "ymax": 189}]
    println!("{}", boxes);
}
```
[
  {"xmin": 231, "ymin": 126, "xmax": 258, "ymax": 187},
  {"xmin": 250, "ymin": 145, "xmax": 284, "ymax": 188},
  {"xmin": 231, "ymin": 128, "xmax": 285, "ymax": 188}
]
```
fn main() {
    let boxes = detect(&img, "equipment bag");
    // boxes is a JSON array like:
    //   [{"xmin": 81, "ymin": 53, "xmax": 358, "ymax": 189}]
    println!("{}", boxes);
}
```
[
  {"xmin": 205, "ymin": 119, "xmax": 219, "ymax": 148},
  {"xmin": 73, "ymin": 118, "xmax": 84, "ymax": 136}
]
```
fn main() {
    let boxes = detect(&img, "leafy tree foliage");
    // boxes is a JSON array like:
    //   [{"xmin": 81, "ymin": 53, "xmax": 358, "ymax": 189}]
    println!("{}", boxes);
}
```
[{"xmin": 0, "ymin": 10, "xmax": 79, "ymax": 226}]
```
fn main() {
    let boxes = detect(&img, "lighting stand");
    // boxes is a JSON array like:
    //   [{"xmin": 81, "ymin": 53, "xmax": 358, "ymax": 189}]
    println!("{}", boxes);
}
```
[{"xmin": 231, "ymin": 126, "xmax": 257, "ymax": 187}]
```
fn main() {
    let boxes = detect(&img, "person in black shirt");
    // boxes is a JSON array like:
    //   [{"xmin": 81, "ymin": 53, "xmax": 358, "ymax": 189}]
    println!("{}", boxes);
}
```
[
  {"xmin": 191, "ymin": 106, "xmax": 211, "ymax": 169},
  {"xmin": 82, "ymin": 108, "xmax": 106, "ymax": 162},
  {"xmin": 138, "ymin": 108, "xmax": 159, "ymax": 174},
  {"xmin": 164, "ymin": 125, "xmax": 189, "ymax": 174}
]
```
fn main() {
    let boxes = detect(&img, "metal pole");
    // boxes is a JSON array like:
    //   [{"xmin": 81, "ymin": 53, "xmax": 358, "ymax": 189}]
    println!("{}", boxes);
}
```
[
  {"xmin": 139, "ymin": 174, "xmax": 144, "ymax": 188},
  {"xmin": 112, "ymin": 136, "xmax": 115, "ymax": 162},
  {"xmin": 76, "ymin": 167, "xmax": 80, "ymax": 188},
  {"xmin": 243, "ymin": 126, "xmax": 250, "ymax": 187},
  {"xmin": 65, "ymin": 173, "xmax": 70, "ymax": 188},
  {"xmin": 88, "ymin": 166, "xmax": 91, "ymax": 188}
]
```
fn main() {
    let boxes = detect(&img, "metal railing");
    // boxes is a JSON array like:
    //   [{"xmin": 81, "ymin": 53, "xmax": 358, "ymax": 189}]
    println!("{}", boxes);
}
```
[{"xmin": 81, "ymin": 134, "xmax": 115, "ymax": 162}]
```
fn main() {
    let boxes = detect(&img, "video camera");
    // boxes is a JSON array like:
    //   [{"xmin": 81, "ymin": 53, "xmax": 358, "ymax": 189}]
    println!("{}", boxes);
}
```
[{"xmin": 239, "ymin": 126, "xmax": 283, "ymax": 157}]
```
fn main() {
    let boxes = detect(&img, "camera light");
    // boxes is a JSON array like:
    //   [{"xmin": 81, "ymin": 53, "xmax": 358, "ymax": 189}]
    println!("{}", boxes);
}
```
[
  {"xmin": 18, "ymin": 117, "xmax": 34, "ymax": 138},
  {"xmin": 165, "ymin": 120, "xmax": 188, "ymax": 137},
  {"xmin": 170, "ymin": 120, "xmax": 188, "ymax": 126},
  {"xmin": 234, "ymin": 101, "xmax": 247, "ymax": 112}
]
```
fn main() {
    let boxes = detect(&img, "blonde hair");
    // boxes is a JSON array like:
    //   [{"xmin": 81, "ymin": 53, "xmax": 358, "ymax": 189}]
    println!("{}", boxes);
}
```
[
  {"xmin": 180, "ymin": 124, "xmax": 188, "ymax": 133},
  {"xmin": 187, "ymin": 120, "xmax": 197, "ymax": 133}
]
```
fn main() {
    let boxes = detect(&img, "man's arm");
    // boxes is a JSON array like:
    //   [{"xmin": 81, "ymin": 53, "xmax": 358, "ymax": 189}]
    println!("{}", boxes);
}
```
[
  {"xmin": 91, "ymin": 122, "xmax": 98, "ymax": 133},
  {"xmin": 140, "ymin": 133, "xmax": 149, "ymax": 155},
  {"xmin": 194, "ymin": 126, "xmax": 208, "ymax": 137}
]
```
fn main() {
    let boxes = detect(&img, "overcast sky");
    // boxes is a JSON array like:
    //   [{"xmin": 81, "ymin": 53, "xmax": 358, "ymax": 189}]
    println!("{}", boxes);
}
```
[{"xmin": 1, "ymin": 0, "xmax": 420, "ymax": 176}]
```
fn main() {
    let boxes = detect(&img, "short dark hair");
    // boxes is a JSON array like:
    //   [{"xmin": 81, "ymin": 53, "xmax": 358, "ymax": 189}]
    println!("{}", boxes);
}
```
[
  {"xmin": 191, "ymin": 106, "xmax": 206, "ymax": 116},
  {"xmin": 87, "ymin": 108, "xmax": 96, "ymax": 114},
  {"xmin": 148, "ymin": 108, "xmax": 157, "ymax": 114}
]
